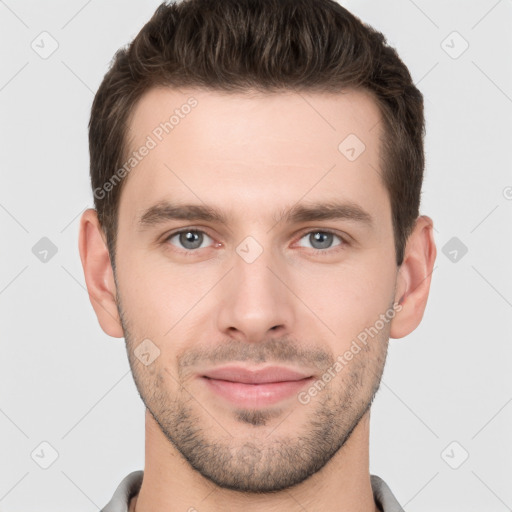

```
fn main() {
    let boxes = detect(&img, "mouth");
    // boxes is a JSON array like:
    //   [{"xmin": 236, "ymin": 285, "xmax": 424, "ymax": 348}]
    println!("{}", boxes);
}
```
[{"xmin": 200, "ymin": 365, "xmax": 315, "ymax": 407}]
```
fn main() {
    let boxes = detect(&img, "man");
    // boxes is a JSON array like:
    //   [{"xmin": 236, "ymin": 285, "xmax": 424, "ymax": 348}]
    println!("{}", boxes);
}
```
[{"xmin": 79, "ymin": 0, "xmax": 436, "ymax": 510}]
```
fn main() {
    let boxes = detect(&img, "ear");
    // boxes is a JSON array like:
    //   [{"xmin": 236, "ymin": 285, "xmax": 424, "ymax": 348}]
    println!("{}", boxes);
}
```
[
  {"xmin": 78, "ymin": 209, "xmax": 124, "ymax": 338},
  {"xmin": 390, "ymin": 215, "xmax": 437, "ymax": 339}
]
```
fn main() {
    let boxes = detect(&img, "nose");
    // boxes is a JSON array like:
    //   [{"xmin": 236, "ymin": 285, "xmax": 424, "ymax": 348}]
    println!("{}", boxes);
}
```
[{"xmin": 215, "ymin": 244, "xmax": 297, "ymax": 343}]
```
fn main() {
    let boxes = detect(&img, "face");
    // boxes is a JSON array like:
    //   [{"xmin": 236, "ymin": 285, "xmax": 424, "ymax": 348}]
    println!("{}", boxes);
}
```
[{"xmin": 113, "ymin": 86, "xmax": 399, "ymax": 492}]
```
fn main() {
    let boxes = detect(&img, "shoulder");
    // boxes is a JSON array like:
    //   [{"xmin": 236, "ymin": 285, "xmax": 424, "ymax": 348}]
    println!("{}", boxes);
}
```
[
  {"xmin": 370, "ymin": 474, "xmax": 405, "ymax": 512},
  {"xmin": 101, "ymin": 471, "xmax": 144, "ymax": 512}
]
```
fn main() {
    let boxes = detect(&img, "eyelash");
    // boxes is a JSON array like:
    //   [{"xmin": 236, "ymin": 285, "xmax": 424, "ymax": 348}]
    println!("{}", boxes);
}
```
[{"xmin": 163, "ymin": 227, "xmax": 349, "ymax": 256}]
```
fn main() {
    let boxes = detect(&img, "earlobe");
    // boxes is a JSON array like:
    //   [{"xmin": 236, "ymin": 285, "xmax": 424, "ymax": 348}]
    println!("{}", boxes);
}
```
[
  {"xmin": 390, "ymin": 215, "xmax": 437, "ymax": 339},
  {"xmin": 78, "ymin": 209, "xmax": 124, "ymax": 338}
]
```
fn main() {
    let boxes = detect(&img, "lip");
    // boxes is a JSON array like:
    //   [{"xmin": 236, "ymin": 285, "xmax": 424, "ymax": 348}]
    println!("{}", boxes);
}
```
[
  {"xmin": 200, "ymin": 365, "xmax": 315, "ymax": 408},
  {"xmin": 202, "ymin": 365, "xmax": 313, "ymax": 384}
]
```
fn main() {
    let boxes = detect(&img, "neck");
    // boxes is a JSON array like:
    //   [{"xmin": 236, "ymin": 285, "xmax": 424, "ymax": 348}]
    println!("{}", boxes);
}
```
[{"xmin": 131, "ymin": 409, "xmax": 379, "ymax": 512}]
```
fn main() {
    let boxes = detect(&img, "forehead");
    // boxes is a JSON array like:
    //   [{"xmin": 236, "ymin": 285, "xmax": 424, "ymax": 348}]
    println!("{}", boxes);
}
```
[
  {"xmin": 126, "ymin": 85, "xmax": 382, "ymax": 157},
  {"xmin": 119, "ymin": 86, "xmax": 389, "ymax": 227}
]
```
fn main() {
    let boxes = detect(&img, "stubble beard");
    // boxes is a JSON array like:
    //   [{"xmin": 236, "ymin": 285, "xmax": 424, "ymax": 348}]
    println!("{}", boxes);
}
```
[{"xmin": 117, "ymin": 300, "xmax": 389, "ymax": 493}]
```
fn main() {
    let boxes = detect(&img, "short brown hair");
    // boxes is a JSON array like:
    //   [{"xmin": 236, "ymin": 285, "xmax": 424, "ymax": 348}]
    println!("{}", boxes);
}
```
[{"xmin": 89, "ymin": 0, "xmax": 425, "ymax": 266}]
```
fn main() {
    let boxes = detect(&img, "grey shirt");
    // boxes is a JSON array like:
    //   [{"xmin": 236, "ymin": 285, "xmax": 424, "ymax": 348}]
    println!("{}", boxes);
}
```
[{"xmin": 101, "ymin": 471, "xmax": 405, "ymax": 512}]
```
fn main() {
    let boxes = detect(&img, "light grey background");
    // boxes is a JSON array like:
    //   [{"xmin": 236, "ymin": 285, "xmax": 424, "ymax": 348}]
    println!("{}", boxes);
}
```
[{"xmin": 1, "ymin": 0, "xmax": 511, "ymax": 510}]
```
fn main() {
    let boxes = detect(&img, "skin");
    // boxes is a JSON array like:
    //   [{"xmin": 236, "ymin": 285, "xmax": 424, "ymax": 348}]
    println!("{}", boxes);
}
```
[{"xmin": 79, "ymin": 86, "xmax": 436, "ymax": 512}]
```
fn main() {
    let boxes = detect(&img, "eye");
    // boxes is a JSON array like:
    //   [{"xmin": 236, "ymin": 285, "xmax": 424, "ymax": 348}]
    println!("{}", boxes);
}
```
[
  {"xmin": 166, "ymin": 229, "xmax": 215, "ymax": 251},
  {"xmin": 163, "ymin": 228, "xmax": 347, "ymax": 255},
  {"xmin": 296, "ymin": 230, "xmax": 345, "ymax": 253}
]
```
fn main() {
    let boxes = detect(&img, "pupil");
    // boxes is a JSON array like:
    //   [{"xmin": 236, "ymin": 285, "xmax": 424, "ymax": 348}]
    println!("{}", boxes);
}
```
[
  {"xmin": 312, "ymin": 232, "xmax": 332, "ymax": 249},
  {"xmin": 181, "ymin": 231, "xmax": 201, "ymax": 249}
]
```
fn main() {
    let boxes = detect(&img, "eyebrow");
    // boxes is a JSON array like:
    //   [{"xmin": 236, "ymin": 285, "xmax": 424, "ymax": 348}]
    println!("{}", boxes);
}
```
[{"xmin": 138, "ymin": 200, "xmax": 373, "ymax": 229}]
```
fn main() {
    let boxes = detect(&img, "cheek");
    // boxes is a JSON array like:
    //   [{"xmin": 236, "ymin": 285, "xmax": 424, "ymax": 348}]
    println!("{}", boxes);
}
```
[
  {"xmin": 295, "ymin": 261, "xmax": 396, "ymax": 343},
  {"xmin": 115, "ymin": 231, "xmax": 397, "ymax": 350},
  {"xmin": 115, "ymin": 250, "xmax": 214, "ymax": 337}
]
